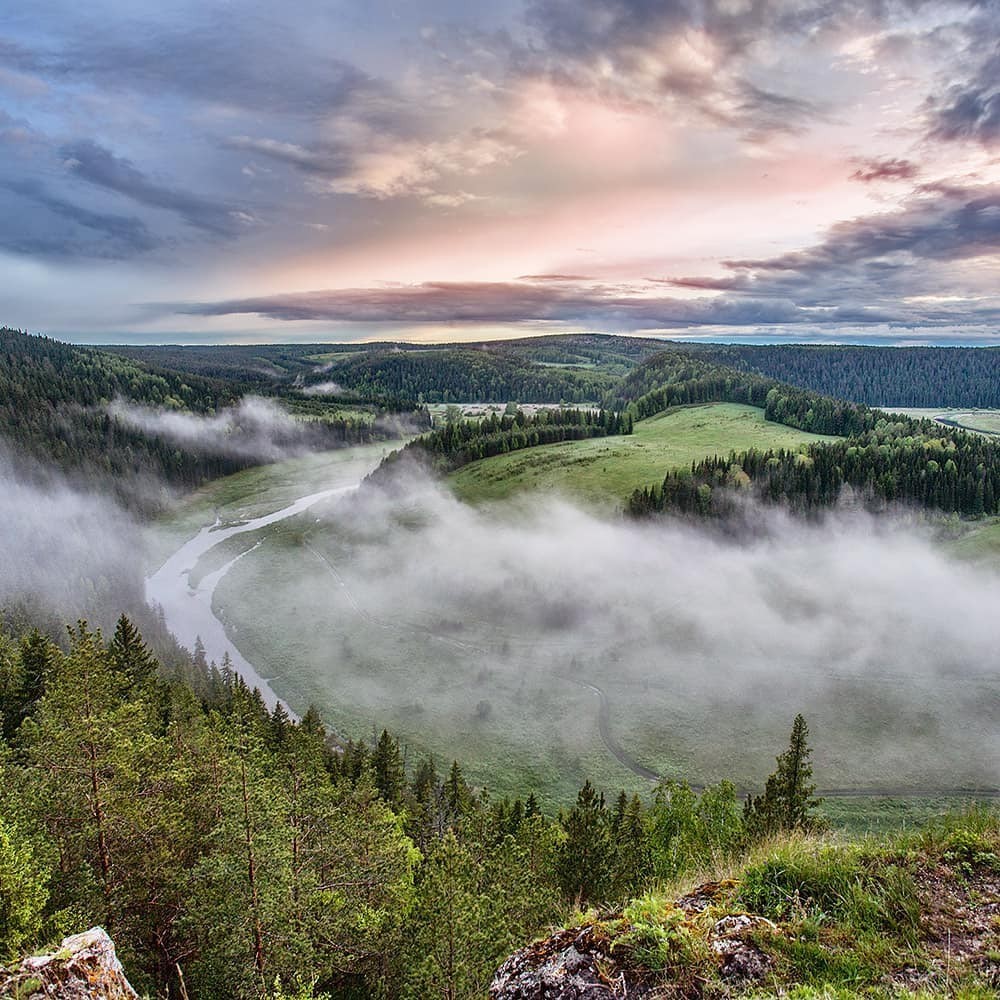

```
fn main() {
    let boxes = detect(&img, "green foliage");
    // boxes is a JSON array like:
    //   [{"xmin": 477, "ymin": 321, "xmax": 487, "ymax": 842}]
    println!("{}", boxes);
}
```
[
  {"xmin": 736, "ymin": 839, "xmax": 921, "ymax": 939},
  {"xmin": 647, "ymin": 780, "xmax": 744, "ymax": 881},
  {"xmin": 0, "ymin": 815, "xmax": 49, "ymax": 961},
  {"xmin": 556, "ymin": 781, "xmax": 611, "ymax": 903},
  {"xmin": 615, "ymin": 895, "xmax": 708, "ymax": 982}
]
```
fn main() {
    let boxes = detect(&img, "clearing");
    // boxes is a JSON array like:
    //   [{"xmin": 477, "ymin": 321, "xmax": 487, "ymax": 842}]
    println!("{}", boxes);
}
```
[{"xmin": 449, "ymin": 403, "xmax": 838, "ymax": 508}]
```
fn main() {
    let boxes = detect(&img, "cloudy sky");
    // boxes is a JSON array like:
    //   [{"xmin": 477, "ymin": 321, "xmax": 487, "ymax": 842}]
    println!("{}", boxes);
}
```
[{"xmin": 1, "ymin": 0, "xmax": 998, "ymax": 344}]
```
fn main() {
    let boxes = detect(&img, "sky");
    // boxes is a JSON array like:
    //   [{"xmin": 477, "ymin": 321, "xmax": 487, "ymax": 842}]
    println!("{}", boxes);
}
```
[{"xmin": 1, "ymin": 0, "xmax": 998, "ymax": 345}]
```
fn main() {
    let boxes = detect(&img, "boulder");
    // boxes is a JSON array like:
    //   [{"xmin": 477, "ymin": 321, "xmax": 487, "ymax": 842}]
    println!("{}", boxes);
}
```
[{"xmin": 0, "ymin": 927, "xmax": 139, "ymax": 999}]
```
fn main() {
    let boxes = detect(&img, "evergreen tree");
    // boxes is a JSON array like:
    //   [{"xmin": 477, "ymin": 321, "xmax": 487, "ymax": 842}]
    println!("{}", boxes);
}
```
[
  {"xmin": 743, "ymin": 714, "xmax": 821, "ymax": 838},
  {"xmin": 108, "ymin": 614, "xmax": 158, "ymax": 687},
  {"xmin": 372, "ymin": 729, "xmax": 406, "ymax": 809},
  {"xmin": 555, "ymin": 780, "xmax": 610, "ymax": 903}
]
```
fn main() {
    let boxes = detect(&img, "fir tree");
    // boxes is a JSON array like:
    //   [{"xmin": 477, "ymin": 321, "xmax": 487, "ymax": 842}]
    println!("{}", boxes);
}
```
[{"xmin": 743, "ymin": 714, "xmax": 822, "ymax": 838}]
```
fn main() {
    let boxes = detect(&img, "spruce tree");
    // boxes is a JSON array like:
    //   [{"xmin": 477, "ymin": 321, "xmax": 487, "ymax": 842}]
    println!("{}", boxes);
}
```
[{"xmin": 743, "ymin": 714, "xmax": 821, "ymax": 838}]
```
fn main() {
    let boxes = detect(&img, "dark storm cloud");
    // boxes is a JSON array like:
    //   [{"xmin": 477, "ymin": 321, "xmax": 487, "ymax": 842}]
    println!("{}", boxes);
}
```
[
  {"xmin": 23, "ymin": 13, "xmax": 377, "ymax": 118},
  {"xmin": 60, "ymin": 140, "xmax": 244, "ymax": 237},
  {"xmin": 170, "ymin": 281, "xmax": 894, "ymax": 329},
  {"xmin": 726, "ymin": 182, "xmax": 1000, "ymax": 276},
  {"xmin": 926, "ymin": 49, "xmax": 1000, "ymax": 148},
  {"xmin": 513, "ymin": 0, "xmax": 847, "ymax": 139},
  {"xmin": 0, "ymin": 179, "xmax": 158, "ymax": 258},
  {"xmin": 850, "ymin": 157, "xmax": 919, "ymax": 183}
]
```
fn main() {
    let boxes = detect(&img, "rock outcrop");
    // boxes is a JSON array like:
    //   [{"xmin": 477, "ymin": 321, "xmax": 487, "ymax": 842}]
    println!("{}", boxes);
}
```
[
  {"xmin": 0, "ymin": 928, "xmax": 139, "ymax": 999},
  {"xmin": 490, "ymin": 880, "xmax": 774, "ymax": 1000}
]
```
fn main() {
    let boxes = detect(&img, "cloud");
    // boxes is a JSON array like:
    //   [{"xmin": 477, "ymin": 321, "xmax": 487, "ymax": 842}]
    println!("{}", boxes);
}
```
[
  {"xmin": 0, "ymin": 178, "xmax": 159, "ymax": 259},
  {"xmin": 61, "ymin": 140, "xmax": 243, "ymax": 236},
  {"xmin": 108, "ymin": 396, "xmax": 323, "ymax": 462},
  {"xmin": 849, "ymin": 157, "xmax": 919, "ymax": 183},
  {"xmin": 725, "ymin": 182, "xmax": 1000, "ymax": 276},
  {"xmin": 168, "ymin": 279, "xmax": 892, "ymax": 329},
  {"xmin": 31, "ymin": 10, "xmax": 377, "ymax": 119},
  {"xmin": 516, "ymin": 0, "xmax": 843, "ymax": 138},
  {"xmin": 228, "ymin": 127, "xmax": 520, "ymax": 202},
  {"xmin": 169, "ymin": 180, "xmax": 1000, "ymax": 332}
]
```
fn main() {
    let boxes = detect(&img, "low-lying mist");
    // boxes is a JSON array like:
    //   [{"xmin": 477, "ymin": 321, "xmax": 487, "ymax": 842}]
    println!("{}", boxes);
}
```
[
  {"xmin": 109, "ymin": 395, "xmax": 315, "ymax": 462},
  {"xmin": 0, "ymin": 451, "xmax": 144, "ymax": 630},
  {"xmin": 218, "ymin": 468, "xmax": 999, "ymax": 792}
]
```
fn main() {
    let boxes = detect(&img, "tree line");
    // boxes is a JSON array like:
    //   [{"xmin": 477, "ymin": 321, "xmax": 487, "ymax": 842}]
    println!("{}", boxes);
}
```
[
  {"xmin": 369, "ymin": 406, "xmax": 633, "ymax": 481},
  {"xmin": 0, "ymin": 616, "xmax": 820, "ymax": 1000},
  {"xmin": 629, "ymin": 405, "xmax": 1000, "ymax": 519},
  {"xmin": 682, "ymin": 342, "xmax": 1000, "ymax": 408},
  {"xmin": 319, "ymin": 349, "xmax": 618, "ymax": 404}
]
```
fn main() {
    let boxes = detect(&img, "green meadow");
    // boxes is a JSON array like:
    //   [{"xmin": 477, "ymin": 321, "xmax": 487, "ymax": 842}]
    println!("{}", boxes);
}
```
[{"xmin": 449, "ymin": 403, "xmax": 837, "ymax": 508}]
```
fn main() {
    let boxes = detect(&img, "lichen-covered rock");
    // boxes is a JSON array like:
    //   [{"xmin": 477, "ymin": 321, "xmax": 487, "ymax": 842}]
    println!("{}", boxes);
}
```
[
  {"xmin": 708, "ymin": 913, "xmax": 775, "ymax": 981},
  {"xmin": 490, "ymin": 881, "xmax": 776, "ymax": 1000},
  {"xmin": 0, "ymin": 927, "xmax": 139, "ymax": 999},
  {"xmin": 489, "ymin": 924, "xmax": 654, "ymax": 999}
]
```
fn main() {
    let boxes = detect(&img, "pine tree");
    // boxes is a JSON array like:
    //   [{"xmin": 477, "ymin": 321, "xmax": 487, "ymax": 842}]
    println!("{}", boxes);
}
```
[
  {"xmin": 372, "ymin": 729, "xmax": 406, "ymax": 809},
  {"xmin": 743, "ymin": 714, "xmax": 822, "ymax": 838},
  {"xmin": 108, "ymin": 614, "xmax": 157, "ymax": 687},
  {"xmin": 555, "ymin": 781, "xmax": 610, "ymax": 903}
]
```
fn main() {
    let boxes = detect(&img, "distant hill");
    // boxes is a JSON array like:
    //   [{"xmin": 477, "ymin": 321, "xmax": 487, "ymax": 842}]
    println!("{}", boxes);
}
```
[
  {"xmin": 107, "ymin": 334, "xmax": 1000, "ymax": 408},
  {"xmin": 0, "ymin": 327, "xmax": 249, "ymax": 495},
  {"xmin": 679, "ymin": 342, "xmax": 1000, "ymax": 408}
]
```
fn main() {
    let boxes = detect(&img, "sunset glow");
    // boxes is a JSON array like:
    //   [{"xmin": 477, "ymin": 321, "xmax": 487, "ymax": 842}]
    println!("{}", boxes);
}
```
[{"xmin": 1, "ymin": 1, "xmax": 997, "ymax": 343}]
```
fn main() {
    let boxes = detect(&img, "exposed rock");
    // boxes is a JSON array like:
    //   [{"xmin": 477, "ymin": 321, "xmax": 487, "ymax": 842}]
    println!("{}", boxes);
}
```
[
  {"xmin": 0, "ymin": 927, "xmax": 139, "ymax": 999},
  {"xmin": 490, "ymin": 880, "xmax": 775, "ymax": 1000},
  {"xmin": 708, "ymin": 914, "xmax": 775, "ymax": 982},
  {"xmin": 674, "ymin": 879, "xmax": 735, "ymax": 916},
  {"xmin": 489, "ymin": 924, "xmax": 655, "ymax": 999}
]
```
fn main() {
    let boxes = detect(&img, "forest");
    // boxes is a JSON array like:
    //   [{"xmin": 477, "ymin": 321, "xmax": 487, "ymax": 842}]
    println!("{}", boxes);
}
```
[
  {"xmin": 0, "ymin": 329, "xmax": 423, "ymax": 508},
  {"xmin": 680, "ymin": 343, "xmax": 1000, "ymax": 408},
  {"xmin": 110, "ymin": 334, "xmax": 1000, "ymax": 409},
  {"xmin": 618, "ymin": 353, "xmax": 1000, "ymax": 520}
]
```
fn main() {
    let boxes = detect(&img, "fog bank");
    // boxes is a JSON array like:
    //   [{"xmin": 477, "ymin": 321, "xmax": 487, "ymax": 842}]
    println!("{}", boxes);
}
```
[{"xmin": 109, "ymin": 395, "xmax": 312, "ymax": 461}]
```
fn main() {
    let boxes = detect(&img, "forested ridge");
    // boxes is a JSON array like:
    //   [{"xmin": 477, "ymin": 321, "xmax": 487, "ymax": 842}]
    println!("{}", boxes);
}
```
[
  {"xmin": 111, "ymin": 334, "xmax": 1000, "ymax": 409},
  {"xmin": 318, "ymin": 349, "xmax": 618, "ymax": 403},
  {"xmin": 620, "ymin": 352, "xmax": 1000, "ymax": 519},
  {"xmin": 678, "ymin": 342, "xmax": 1000, "ymax": 408},
  {"xmin": 0, "ymin": 615, "xmax": 825, "ymax": 999},
  {"xmin": 0, "ymin": 329, "xmax": 412, "ymax": 506},
  {"xmin": 0, "ymin": 327, "xmax": 251, "ymax": 489},
  {"xmin": 106, "ymin": 334, "xmax": 665, "ymax": 396}
]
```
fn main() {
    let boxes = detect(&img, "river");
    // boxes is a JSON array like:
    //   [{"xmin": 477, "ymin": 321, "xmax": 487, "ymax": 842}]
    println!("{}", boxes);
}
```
[{"xmin": 146, "ymin": 482, "xmax": 360, "ymax": 716}]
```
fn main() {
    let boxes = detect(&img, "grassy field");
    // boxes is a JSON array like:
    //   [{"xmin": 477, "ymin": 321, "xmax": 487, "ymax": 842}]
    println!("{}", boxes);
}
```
[{"xmin": 449, "ymin": 403, "xmax": 838, "ymax": 508}]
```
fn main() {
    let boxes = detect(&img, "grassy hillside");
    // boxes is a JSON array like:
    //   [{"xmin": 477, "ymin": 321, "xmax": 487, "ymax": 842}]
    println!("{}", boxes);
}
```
[{"xmin": 449, "ymin": 403, "xmax": 837, "ymax": 508}]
